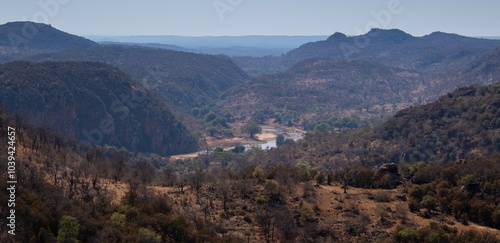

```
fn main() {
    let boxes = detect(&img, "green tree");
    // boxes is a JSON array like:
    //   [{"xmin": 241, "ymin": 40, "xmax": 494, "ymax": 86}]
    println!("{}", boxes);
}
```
[
  {"xmin": 204, "ymin": 111, "xmax": 217, "ymax": 123},
  {"xmin": 57, "ymin": 216, "xmax": 79, "ymax": 243},
  {"xmin": 231, "ymin": 144, "xmax": 246, "ymax": 153},
  {"xmin": 396, "ymin": 228, "xmax": 417, "ymax": 243},
  {"xmin": 241, "ymin": 120, "xmax": 261, "ymax": 138},
  {"xmin": 206, "ymin": 126, "xmax": 220, "ymax": 136}
]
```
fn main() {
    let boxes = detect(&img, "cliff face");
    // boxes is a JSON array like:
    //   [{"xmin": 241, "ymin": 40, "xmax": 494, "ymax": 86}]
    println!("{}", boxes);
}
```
[{"xmin": 0, "ymin": 61, "xmax": 198, "ymax": 155}]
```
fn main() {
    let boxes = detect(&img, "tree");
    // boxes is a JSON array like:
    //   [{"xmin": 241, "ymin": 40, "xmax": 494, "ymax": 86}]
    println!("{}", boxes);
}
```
[
  {"xmin": 57, "ymin": 216, "xmax": 79, "ymax": 243},
  {"xmin": 276, "ymin": 134, "xmax": 285, "ymax": 147},
  {"xmin": 189, "ymin": 167, "xmax": 205, "ymax": 203},
  {"xmin": 241, "ymin": 120, "xmax": 262, "ymax": 138},
  {"xmin": 231, "ymin": 145, "xmax": 245, "ymax": 153}
]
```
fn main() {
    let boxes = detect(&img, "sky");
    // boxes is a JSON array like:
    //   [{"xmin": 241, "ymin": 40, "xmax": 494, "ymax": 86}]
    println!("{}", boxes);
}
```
[{"xmin": 1, "ymin": 0, "xmax": 499, "ymax": 37}]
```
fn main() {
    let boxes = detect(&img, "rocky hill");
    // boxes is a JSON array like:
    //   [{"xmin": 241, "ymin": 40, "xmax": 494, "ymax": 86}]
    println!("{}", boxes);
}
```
[{"xmin": 0, "ymin": 61, "xmax": 197, "ymax": 155}]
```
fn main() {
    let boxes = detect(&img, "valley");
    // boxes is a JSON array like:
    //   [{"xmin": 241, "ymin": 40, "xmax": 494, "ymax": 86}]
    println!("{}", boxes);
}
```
[{"xmin": 0, "ymin": 20, "xmax": 500, "ymax": 242}]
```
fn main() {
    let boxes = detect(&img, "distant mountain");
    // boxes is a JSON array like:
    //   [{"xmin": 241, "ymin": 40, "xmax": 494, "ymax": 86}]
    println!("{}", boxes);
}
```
[
  {"xmin": 234, "ymin": 29, "xmax": 500, "ymax": 76},
  {"xmin": 0, "ymin": 61, "xmax": 197, "ymax": 155},
  {"xmin": 285, "ymin": 29, "xmax": 500, "ymax": 73},
  {"xmin": 86, "ymin": 35, "xmax": 329, "ymax": 49},
  {"xmin": 98, "ymin": 42, "xmax": 292, "ymax": 57},
  {"xmin": 99, "ymin": 42, "xmax": 192, "ymax": 52},
  {"xmin": 221, "ymin": 58, "xmax": 438, "ymax": 123},
  {"xmin": 0, "ymin": 22, "xmax": 98, "ymax": 62},
  {"xmin": 88, "ymin": 35, "xmax": 328, "ymax": 57},
  {"xmin": 26, "ymin": 45, "xmax": 250, "ymax": 118}
]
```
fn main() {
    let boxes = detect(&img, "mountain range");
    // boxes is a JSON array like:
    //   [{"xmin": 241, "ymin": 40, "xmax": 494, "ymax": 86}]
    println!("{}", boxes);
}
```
[{"xmin": 235, "ymin": 29, "xmax": 500, "ymax": 77}]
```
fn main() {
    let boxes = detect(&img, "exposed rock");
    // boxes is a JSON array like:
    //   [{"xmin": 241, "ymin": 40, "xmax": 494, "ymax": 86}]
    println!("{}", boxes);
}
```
[{"xmin": 373, "ymin": 163, "xmax": 402, "ymax": 189}]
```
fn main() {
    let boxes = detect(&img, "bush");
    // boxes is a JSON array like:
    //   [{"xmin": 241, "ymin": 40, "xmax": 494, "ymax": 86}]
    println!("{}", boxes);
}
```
[
  {"xmin": 420, "ymin": 195, "xmax": 437, "ymax": 212},
  {"xmin": 395, "ymin": 228, "xmax": 417, "ymax": 243},
  {"xmin": 57, "ymin": 216, "xmax": 80, "ymax": 243},
  {"xmin": 299, "ymin": 204, "xmax": 315, "ymax": 222},
  {"xmin": 231, "ymin": 145, "xmax": 245, "ymax": 153}
]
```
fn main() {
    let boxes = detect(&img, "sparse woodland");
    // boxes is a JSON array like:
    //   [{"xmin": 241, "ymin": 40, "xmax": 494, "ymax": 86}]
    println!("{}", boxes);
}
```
[{"xmin": 1, "ymin": 83, "xmax": 499, "ymax": 242}]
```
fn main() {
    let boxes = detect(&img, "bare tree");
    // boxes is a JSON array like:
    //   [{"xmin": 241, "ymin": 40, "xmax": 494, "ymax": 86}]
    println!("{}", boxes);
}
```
[
  {"xmin": 215, "ymin": 172, "xmax": 231, "ymax": 212},
  {"xmin": 189, "ymin": 167, "xmax": 204, "ymax": 204}
]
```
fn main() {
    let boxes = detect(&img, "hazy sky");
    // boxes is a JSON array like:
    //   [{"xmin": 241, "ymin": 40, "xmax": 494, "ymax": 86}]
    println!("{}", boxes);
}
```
[{"xmin": 1, "ymin": 0, "xmax": 499, "ymax": 37}]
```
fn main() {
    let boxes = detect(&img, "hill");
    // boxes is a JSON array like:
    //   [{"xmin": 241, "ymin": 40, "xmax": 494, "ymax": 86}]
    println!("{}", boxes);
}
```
[
  {"xmin": 234, "ymin": 29, "xmax": 500, "ymax": 77},
  {"xmin": 222, "ymin": 58, "xmax": 440, "ymax": 124},
  {"xmin": 267, "ymin": 83, "xmax": 500, "ymax": 168},
  {"xmin": 26, "ymin": 45, "xmax": 249, "ymax": 117},
  {"xmin": 0, "ymin": 22, "xmax": 98, "ymax": 62},
  {"xmin": 0, "ymin": 61, "xmax": 197, "ymax": 155}
]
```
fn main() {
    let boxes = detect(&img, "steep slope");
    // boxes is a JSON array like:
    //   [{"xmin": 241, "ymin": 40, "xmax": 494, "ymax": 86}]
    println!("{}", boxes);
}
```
[
  {"xmin": 27, "ymin": 45, "xmax": 249, "ymax": 112},
  {"xmin": 222, "ymin": 58, "xmax": 438, "ymax": 123},
  {"xmin": 0, "ymin": 21, "xmax": 98, "ymax": 62},
  {"xmin": 0, "ymin": 61, "xmax": 197, "ymax": 155}
]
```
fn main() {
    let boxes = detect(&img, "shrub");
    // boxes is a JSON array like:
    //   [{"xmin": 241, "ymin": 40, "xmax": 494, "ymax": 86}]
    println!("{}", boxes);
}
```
[
  {"xmin": 300, "ymin": 204, "xmax": 316, "ymax": 222},
  {"xmin": 57, "ymin": 216, "xmax": 80, "ymax": 243},
  {"xmin": 420, "ymin": 195, "xmax": 437, "ymax": 212},
  {"xmin": 395, "ymin": 228, "xmax": 417, "ymax": 243}
]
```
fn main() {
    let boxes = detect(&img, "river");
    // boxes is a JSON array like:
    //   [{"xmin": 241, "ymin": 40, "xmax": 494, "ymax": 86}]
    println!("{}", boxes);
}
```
[
  {"xmin": 243, "ymin": 126, "xmax": 304, "ymax": 150},
  {"xmin": 170, "ymin": 125, "xmax": 306, "ymax": 160}
]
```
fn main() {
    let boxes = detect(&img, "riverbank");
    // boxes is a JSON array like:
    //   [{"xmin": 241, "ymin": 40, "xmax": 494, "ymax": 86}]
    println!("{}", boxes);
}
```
[{"xmin": 170, "ymin": 123, "xmax": 305, "ymax": 160}]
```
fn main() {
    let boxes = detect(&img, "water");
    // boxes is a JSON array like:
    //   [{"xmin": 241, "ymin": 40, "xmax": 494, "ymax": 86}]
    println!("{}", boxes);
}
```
[{"xmin": 245, "ymin": 129, "xmax": 304, "ymax": 150}]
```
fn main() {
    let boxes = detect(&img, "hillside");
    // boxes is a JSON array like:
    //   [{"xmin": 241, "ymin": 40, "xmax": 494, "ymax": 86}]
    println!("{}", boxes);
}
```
[
  {"xmin": 222, "ymin": 58, "xmax": 440, "ymax": 124},
  {"xmin": 27, "ymin": 45, "xmax": 249, "ymax": 112},
  {"xmin": 264, "ymin": 83, "xmax": 500, "ymax": 168},
  {"xmin": 0, "ymin": 22, "xmax": 98, "ymax": 63},
  {"xmin": 0, "ymin": 61, "xmax": 197, "ymax": 155},
  {"xmin": 2, "ymin": 86, "xmax": 499, "ymax": 242},
  {"xmin": 457, "ymin": 48, "xmax": 500, "ymax": 83}
]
